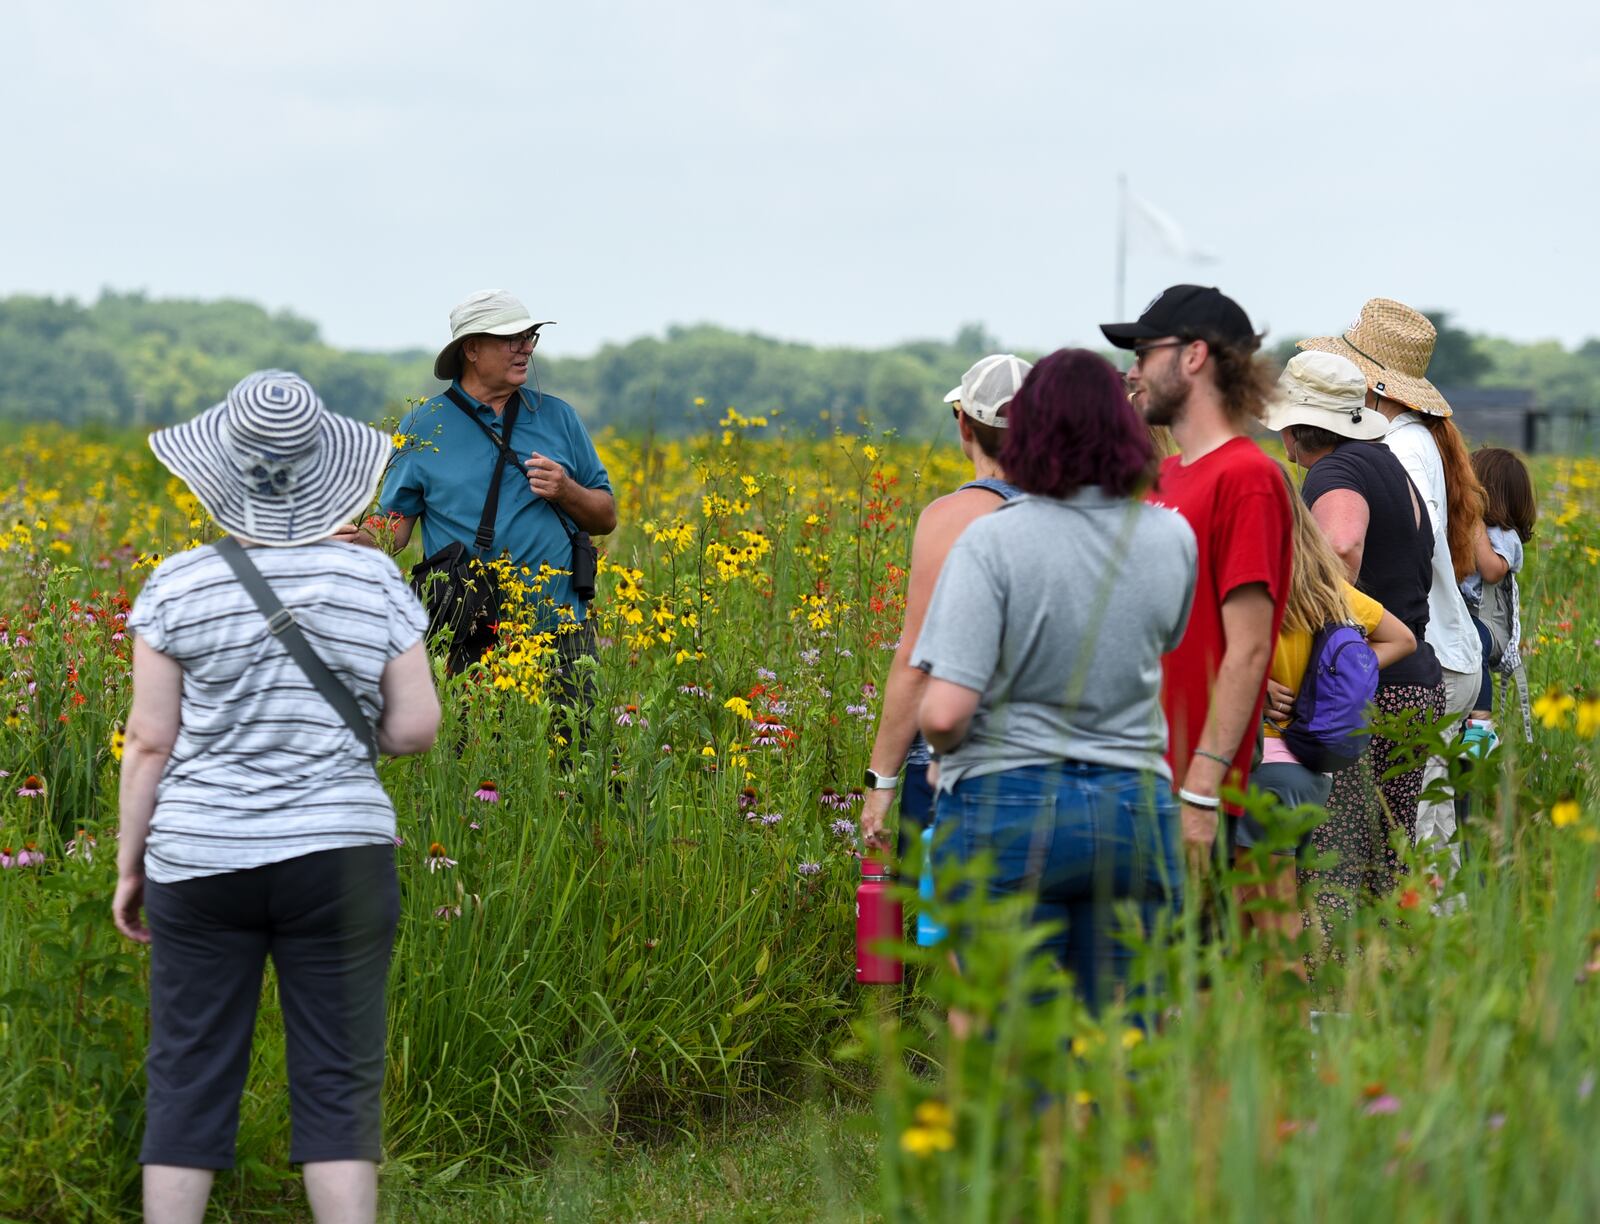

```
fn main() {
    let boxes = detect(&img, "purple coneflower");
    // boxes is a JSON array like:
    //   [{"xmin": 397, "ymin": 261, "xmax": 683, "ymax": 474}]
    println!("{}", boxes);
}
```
[
  {"xmin": 614, "ymin": 704, "xmax": 646, "ymax": 728},
  {"xmin": 473, "ymin": 781, "xmax": 500, "ymax": 803},
  {"xmin": 679, "ymin": 684, "xmax": 710, "ymax": 698},
  {"xmin": 427, "ymin": 842, "xmax": 457, "ymax": 872},
  {"xmin": 434, "ymin": 904, "xmax": 461, "ymax": 920},
  {"xmin": 0, "ymin": 848, "xmax": 12, "ymax": 868},
  {"xmin": 16, "ymin": 775, "xmax": 43, "ymax": 798},
  {"xmin": 66, "ymin": 830, "xmax": 95, "ymax": 863},
  {"xmin": 739, "ymin": 786, "xmax": 758, "ymax": 812},
  {"xmin": 819, "ymin": 787, "xmax": 849, "ymax": 811},
  {"xmin": 16, "ymin": 843, "xmax": 43, "ymax": 868},
  {"xmin": 1363, "ymin": 1095, "xmax": 1402, "ymax": 1117}
]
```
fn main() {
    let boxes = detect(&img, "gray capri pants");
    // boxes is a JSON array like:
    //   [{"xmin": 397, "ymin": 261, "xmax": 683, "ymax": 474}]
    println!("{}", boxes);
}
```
[{"xmin": 140, "ymin": 844, "xmax": 400, "ymax": 1169}]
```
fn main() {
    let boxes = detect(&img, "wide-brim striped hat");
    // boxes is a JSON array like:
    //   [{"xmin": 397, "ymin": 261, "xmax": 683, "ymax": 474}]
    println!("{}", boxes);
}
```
[
  {"xmin": 1296, "ymin": 298, "xmax": 1453, "ymax": 418},
  {"xmin": 148, "ymin": 370, "xmax": 389, "ymax": 547}
]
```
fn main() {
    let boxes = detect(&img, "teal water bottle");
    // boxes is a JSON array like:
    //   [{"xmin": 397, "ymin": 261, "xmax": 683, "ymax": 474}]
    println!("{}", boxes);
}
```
[{"xmin": 916, "ymin": 824, "xmax": 946, "ymax": 947}]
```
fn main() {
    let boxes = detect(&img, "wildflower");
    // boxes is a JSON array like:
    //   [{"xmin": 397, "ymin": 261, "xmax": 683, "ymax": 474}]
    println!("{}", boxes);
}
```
[
  {"xmin": 845, "ymin": 703, "xmax": 872, "ymax": 720},
  {"xmin": 678, "ymin": 683, "xmax": 710, "ymax": 698},
  {"xmin": 846, "ymin": 788, "xmax": 864, "ymax": 807},
  {"xmin": 798, "ymin": 862, "xmax": 822, "ymax": 876},
  {"xmin": 1533, "ymin": 688, "xmax": 1576, "ymax": 730},
  {"xmin": 434, "ymin": 904, "xmax": 462, "ymax": 920},
  {"xmin": 1486, "ymin": 1112, "xmax": 1506, "ymax": 1131},
  {"xmin": 739, "ymin": 786, "xmax": 759, "ymax": 812},
  {"xmin": 757, "ymin": 667, "xmax": 778, "ymax": 681},
  {"xmin": 1578, "ymin": 696, "xmax": 1600, "ymax": 738},
  {"xmin": 0, "ymin": 848, "xmax": 12, "ymax": 868},
  {"xmin": 758, "ymin": 812, "xmax": 783, "ymax": 827},
  {"xmin": 473, "ymin": 781, "xmax": 500, "ymax": 803},
  {"xmin": 914, "ymin": 1100, "xmax": 953, "ymax": 1129},
  {"xmin": 614, "ymin": 704, "xmax": 646, "ymax": 728},
  {"xmin": 427, "ymin": 842, "xmax": 457, "ymax": 872},
  {"xmin": 1364, "ymin": 1095, "xmax": 1402, "ymax": 1117},
  {"xmin": 830, "ymin": 818, "xmax": 856, "ymax": 838},
  {"xmin": 899, "ymin": 1102, "xmax": 955, "ymax": 1157},
  {"xmin": 110, "ymin": 728, "xmax": 125, "ymax": 761},
  {"xmin": 393, "ymin": 834, "xmax": 406, "ymax": 847},
  {"xmin": 65, "ymin": 830, "xmax": 95, "ymax": 862},
  {"xmin": 15, "ymin": 775, "xmax": 43, "ymax": 798},
  {"xmin": 1551, "ymin": 798, "xmax": 1582, "ymax": 828},
  {"xmin": 819, "ymin": 787, "xmax": 850, "ymax": 811},
  {"xmin": 723, "ymin": 696, "xmax": 754, "ymax": 720},
  {"xmin": 1120, "ymin": 1027, "xmax": 1145, "ymax": 1050},
  {"xmin": 1398, "ymin": 888, "xmax": 1423, "ymax": 909},
  {"xmin": 800, "ymin": 648, "xmax": 821, "ymax": 666}
]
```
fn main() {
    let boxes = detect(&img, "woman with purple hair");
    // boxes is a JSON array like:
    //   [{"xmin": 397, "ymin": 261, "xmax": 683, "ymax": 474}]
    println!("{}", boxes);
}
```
[{"xmin": 914, "ymin": 349, "xmax": 1198, "ymax": 1013}]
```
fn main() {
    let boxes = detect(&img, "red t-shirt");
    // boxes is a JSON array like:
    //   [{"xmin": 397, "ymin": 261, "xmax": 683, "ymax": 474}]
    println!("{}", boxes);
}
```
[{"xmin": 1146, "ymin": 436, "xmax": 1292, "ymax": 803}]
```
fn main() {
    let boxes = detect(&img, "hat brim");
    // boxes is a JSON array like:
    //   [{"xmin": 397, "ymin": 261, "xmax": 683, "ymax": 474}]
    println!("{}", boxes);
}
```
[
  {"xmin": 149, "ymin": 401, "xmax": 391, "ymax": 547},
  {"xmin": 1259, "ymin": 396, "xmax": 1391, "ymax": 441},
  {"xmin": 1295, "ymin": 334, "xmax": 1453, "ymax": 418},
  {"xmin": 942, "ymin": 384, "xmax": 961, "ymax": 404},
  {"xmin": 1098, "ymin": 321, "xmax": 1166, "ymax": 350},
  {"xmin": 432, "ymin": 319, "xmax": 556, "ymax": 380}
]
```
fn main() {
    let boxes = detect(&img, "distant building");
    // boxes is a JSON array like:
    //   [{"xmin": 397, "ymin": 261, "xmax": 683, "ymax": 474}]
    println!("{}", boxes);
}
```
[{"xmin": 1438, "ymin": 386, "xmax": 1596, "ymax": 454}]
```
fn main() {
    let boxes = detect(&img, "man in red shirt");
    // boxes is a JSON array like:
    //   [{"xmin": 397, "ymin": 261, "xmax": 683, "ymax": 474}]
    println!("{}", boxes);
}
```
[{"xmin": 1101, "ymin": 286, "xmax": 1292, "ymax": 868}]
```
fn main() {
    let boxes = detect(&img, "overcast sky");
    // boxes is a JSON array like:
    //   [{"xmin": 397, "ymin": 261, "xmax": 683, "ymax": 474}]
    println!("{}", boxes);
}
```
[{"xmin": 5, "ymin": 0, "xmax": 1596, "ymax": 358}]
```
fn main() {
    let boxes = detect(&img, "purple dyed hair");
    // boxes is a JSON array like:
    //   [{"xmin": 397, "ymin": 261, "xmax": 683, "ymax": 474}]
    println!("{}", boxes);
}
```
[{"xmin": 999, "ymin": 349, "xmax": 1157, "ymax": 499}]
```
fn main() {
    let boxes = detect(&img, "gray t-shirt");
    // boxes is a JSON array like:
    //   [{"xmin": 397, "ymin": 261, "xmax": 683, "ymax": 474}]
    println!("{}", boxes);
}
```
[
  {"xmin": 912, "ymin": 490, "xmax": 1197, "ymax": 791},
  {"xmin": 1459, "ymin": 524, "xmax": 1525, "ymax": 609}
]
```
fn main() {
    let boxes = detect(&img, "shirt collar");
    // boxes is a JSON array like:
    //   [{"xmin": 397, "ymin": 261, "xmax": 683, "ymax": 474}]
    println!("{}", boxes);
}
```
[{"xmin": 1385, "ymin": 410, "xmax": 1422, "ymax": 433}]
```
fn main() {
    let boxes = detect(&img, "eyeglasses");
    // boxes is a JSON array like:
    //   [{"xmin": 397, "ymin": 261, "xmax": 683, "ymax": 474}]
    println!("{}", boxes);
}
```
[
  {"xmin": 1131, "ymin": 339, "xmax": 1189, "ymax": 366},
  {"xmin": 500, "ymin": 328, "xmax": 543, "ymax": 353}
]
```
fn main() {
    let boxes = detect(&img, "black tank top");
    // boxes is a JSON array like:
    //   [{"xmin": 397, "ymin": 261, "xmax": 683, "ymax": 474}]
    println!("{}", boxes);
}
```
[{"xmin": 1301, "ymin": 441, "xmax": 1442, "ymax": 688}]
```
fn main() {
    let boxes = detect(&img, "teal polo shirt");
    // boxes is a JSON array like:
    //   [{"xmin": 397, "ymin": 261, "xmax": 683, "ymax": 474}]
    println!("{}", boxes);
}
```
[{"xmin": 379, "ymin": 382, "xmax": 612, "ymax": 624}]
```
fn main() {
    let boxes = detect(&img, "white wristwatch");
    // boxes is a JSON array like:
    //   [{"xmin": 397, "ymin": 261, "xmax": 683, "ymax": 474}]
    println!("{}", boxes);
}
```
[{"xmin": 863, "ymin": 768, "xmax": 901, "ymax": 791}]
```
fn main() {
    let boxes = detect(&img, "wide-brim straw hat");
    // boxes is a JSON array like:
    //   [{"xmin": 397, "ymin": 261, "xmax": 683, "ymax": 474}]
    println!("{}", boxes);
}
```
[
  {"xmin": 433, "ymin": 288, "xmax": 554, "ymax": 380},
  {"xmin": 148, "ymin": 370, "xmax": 389, "ymax": 547},
  {"xmin": 1296, "ymin": 297, "xmax": 1453, "ymax": 418},
  {"xmin": 1261, "ymin": 351, "xmax": 1390, "ymax": 441}
]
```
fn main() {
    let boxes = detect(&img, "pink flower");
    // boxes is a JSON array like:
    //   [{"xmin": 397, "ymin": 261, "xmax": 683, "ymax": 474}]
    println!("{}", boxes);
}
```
[
  {"xmin": 1364, "ymin": 1095, "xmax": 1402, "ymax": 1116},
  {"xmin": 426, "ymin": 842, "xmax": 457, "ymax": 872},
  {"xmin": 613, "ymin": 704, "xmax": 647, "ymax": 728},
  {"xmin": 434, "ymin": 904, "xmax": 462, "ymax": 920},
  {"xmin": 0, "ymin": 848, "xmax": 13, "ymax": 869},
  {"xmin": 15, "ymin": 775, "xmax": 43, "ymax": 798},
  {"xmin": 392, "ymin": 834, "xmax": 406, "ymax": 847},
  {"xmin": 16, "ymin": 844, "xmax": 43, "ymax": 868},
  {"xmin": 65, "ymin": 831, "xmax": 96, "ymax": 863},
  {"xmin": 473, "ymin": 780, "xmax": 500, "ymax": 803}
]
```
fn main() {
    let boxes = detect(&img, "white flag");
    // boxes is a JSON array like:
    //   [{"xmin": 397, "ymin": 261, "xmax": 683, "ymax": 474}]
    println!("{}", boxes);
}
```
[{"xmin": 1128, "ymin": 191, "xmax": 1218, "ymax": 264}]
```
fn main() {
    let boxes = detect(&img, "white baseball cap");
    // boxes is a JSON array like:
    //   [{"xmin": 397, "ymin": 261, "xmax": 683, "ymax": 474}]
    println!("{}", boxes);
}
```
[
  {"xmin": 433, "ymin": 289, "xmax": 555, "ymax": 380},
  {"xmin": 943, "ymin": 354, "xmax": 1032, "ymax": 427}
]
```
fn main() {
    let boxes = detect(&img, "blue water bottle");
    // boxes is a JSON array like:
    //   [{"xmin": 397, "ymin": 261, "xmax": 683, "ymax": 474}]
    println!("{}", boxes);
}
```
[{"xmin": 916, "ymin": 824, "xmax": 946, "ymax": 947}]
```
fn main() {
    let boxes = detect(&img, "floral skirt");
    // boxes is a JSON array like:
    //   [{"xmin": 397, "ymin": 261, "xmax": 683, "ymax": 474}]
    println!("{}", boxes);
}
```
[{"xmin": 1299, "ymin": 681, "xmax": 1446, "ymax": 966}]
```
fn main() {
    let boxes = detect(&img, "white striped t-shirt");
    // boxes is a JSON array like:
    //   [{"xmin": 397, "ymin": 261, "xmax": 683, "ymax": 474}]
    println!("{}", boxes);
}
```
[{"xmin": 126, "ymin": 540, "xmax": 429, "ymax": 884}]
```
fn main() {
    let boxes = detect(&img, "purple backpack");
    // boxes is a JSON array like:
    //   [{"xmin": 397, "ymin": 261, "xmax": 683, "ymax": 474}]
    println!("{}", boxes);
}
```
[{"xmin": 1281, "ymin": 623, "xmax": 1380, "ymax": 773}]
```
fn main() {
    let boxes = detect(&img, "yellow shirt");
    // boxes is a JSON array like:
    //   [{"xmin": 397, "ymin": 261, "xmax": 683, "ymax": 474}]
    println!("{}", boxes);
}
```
[{"xmin": 1264, "ymin": 584, "xmax": 1384, "ymax": 739}]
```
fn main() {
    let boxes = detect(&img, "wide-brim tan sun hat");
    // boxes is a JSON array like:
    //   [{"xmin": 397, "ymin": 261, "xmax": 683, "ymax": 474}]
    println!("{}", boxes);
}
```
[
  {"xmin": 433, "ymin": 289, "xmax": 555, "ymax": 380},
  {"xmin": 1296, "ymin": 297, "xmax": 1453, "ymax": 418},
  {"xmin": 149, "ymin": 370, "xmax": 389, "ymax": 546},
  {"xmin": 1261, "ymin": 351, "xmax": 1390, "ymax": 441}
]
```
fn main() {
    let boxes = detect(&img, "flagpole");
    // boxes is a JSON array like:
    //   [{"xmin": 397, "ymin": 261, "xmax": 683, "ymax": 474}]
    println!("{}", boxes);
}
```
[{"xmin": 1115, "ymin": 172, "xmax": 1128, "ymax": 322}]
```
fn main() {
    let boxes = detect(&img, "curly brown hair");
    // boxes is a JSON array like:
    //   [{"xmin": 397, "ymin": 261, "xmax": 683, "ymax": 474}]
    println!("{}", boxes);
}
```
[{"xmin": 1194, "ymin": 333, "xmax": 1277, "ymax": 424}]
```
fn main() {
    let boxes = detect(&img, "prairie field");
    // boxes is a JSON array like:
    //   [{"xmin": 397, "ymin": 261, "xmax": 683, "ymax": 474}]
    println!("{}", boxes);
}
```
[{"xmin": 0, "ymin": 418, "xmax": 1597, "ymax": 1222}]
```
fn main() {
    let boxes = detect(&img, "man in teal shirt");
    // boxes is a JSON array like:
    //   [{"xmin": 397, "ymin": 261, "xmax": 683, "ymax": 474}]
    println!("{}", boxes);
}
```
[{"xmin": 340, "ymin": 289, "xmax": 615, "ymax": 692}]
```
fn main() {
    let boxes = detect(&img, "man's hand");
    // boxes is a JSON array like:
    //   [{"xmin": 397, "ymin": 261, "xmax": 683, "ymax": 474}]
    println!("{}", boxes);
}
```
[
  {"xmin": 525, "ymin": 453, "xmax": 571, "ymax": 503},
  {"xmin": 1180, "ymin": 800, "xmax": 1219, "ymax": 877},
  {"xmin": 860, "ymin": 788, "xmax": 895, "ymax": 854},
  {"xmin": 113, "ymin": 873, "xmax": 151, "ymax": 944},
  {"xmin": 328, "ymin": 523, "xmax": 375, "ymax": 547}
]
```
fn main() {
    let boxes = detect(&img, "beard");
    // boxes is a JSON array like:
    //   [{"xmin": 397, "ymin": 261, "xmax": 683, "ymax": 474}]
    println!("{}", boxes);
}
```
[{"xmin": 1139, "ymin": 364, "xmax": 1189, "ymax": 427}]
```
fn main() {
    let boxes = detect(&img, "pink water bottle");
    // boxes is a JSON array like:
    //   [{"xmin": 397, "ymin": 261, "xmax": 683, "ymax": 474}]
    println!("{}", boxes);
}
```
[{"xmin": 855, "ymin": 857, "xmax": 903, "ymax": 984}]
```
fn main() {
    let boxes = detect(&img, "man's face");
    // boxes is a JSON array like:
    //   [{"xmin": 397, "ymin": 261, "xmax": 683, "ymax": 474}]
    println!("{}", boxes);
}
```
[
  {"xmin": 463, "ymin": 328, "xmax": 538, "ymax": 391},
  {"xmin": 1126, "ymin": 336, "xmax": 1193, "ymax": 427}
]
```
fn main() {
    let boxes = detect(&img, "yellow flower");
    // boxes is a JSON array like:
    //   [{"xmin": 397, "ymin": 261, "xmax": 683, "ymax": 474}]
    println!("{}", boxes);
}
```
[
  {"xmin": 1074, "ymin": 1089, "xmax": 1095, "ymax": 1106},
  {"xmin": 1551, "ymin": 799, "xmax": 1581, "ymax": 828},
  {"xmin": 110, "ymin": 728, "xmax": 125, "ymax": 762},
  {"xmin": 913, "ymin": 1100, "xmax": 953, "ymax": 1129},
  {"xmin": 862, "ymin": 444, "xmax": 879, "ymax": 463},
  {"xmin": 899, "ymin": 1125, "xmax": 955, "ymax": 1157},
  {"xmin": 1577, "ymin": 697, "xmax": 1600, "ymax": 739},
  {"xmin": 723, "ymin": 696, "xmax": 753, "ymax": 720},
  {"xmin": 1533, "ymin": 688, "xmax": 1576, "ymax": 731},
  {"xmin": 1120, "ymin": 1027, "xmax": 1145, "ymax": 1050}
]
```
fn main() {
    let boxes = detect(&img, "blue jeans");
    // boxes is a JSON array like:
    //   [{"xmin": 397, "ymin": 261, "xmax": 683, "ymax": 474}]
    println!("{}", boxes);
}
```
[{"xmin": 932, "ymin": 762, "xmax": 1181, "ymax": 1014}]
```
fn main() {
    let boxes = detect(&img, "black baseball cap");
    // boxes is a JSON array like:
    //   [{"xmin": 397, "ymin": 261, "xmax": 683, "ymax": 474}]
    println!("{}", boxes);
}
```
[{"xmin": 1099, "ymin": 285, "xmax": 1257, "ymax": 351}]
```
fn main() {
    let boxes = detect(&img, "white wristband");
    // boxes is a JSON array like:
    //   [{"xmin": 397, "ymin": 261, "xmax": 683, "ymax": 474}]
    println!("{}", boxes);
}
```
[{"xmin": 1177, "ymin": 787, "xmax": 1221, "ymax": 811}]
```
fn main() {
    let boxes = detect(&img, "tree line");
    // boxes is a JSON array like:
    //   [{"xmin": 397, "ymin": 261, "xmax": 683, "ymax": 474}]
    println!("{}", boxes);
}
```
[{"xmin": 3, "ymin": 290, "xmax": 1596, "ymax": 436}]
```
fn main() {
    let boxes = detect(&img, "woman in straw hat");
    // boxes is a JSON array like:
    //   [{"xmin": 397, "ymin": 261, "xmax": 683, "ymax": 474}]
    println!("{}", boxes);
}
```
[
  {"xmin": 113, "ymin": 371, "xmax": 441, "ymax": 1223},
  {"xmin": 1298, "ymin": 301, "xmax": 1486, "ymax": 862},
  {"xmin": 1266, "ymin": 351, "xmax": 1441, "ymax": 938}
]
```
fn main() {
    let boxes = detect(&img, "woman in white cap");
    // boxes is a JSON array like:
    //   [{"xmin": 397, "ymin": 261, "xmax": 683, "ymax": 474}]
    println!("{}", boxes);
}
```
[
  {"xmin": 113, "ymin": 371, "xmax": 441, "ymax": 1223},
  {"xmin": 1268, "ymin": 351, "xmax": 1441, "ymax": 937},
  {"xmin": 858, "ymin": 354, "xmax": 1031, "ymax": 858}
]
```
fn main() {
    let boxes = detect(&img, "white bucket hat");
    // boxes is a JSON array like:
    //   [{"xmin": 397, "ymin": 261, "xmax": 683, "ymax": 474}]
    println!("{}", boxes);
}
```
[
  {"xmin": 943, "ymin": 354, "xmax": 1032, "ymax": 427},
  {"xmin": 433, "ymin": 289, "xmax": 555, "ymax": 380},
  {"xmin": 148, "ymin": 370, "xmax": 390, "ymax": 546},
  {"xmin": 1261, "ymin": 351, "xmax": 1390, "ymax": 441}
]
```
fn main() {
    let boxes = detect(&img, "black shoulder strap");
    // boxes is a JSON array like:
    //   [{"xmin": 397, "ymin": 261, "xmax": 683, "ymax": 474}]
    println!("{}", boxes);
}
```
[
  {"xmin": 444, "ymin": 385, "xmax": 522, "ymax": 554},
  {"xmin": 443, "ymin": 387, "xmax": 580, "ymax": 544},
  {"xmin": 213, "ymin": 536, "xmax": 379, "ymax": 764}
]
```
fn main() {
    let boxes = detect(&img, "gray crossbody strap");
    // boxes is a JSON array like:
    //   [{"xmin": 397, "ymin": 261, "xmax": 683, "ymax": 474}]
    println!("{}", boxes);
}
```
[{"xmin": 213, "ymin": 536, "xmax": 378, "ymax": 764}]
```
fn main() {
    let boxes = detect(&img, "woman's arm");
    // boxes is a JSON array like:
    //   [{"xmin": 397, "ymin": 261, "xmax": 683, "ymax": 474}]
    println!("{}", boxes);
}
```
[
  {"xmin": 113, "ymin": 637, "xmax": 183, "ymax": 944},
  {"xmin": 1309, "ymin": 490, "xmax": 1370, "ymax": 583},
  {"xmin": 377, "ymin": 642, "xmax": 441, "ymax": 756},
  {"xmin": 919, "ymin": 677, "xmax": 983, "ymax": 754},
  {"xmin": 1367, "ymin": 607, "xmax": 1417, "ymax": 672}
]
